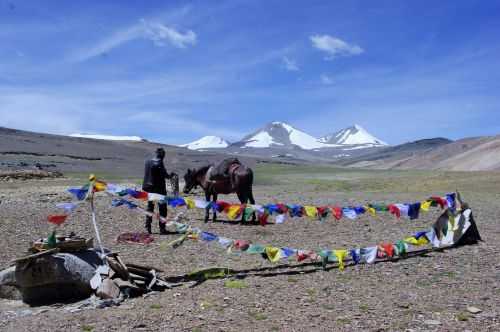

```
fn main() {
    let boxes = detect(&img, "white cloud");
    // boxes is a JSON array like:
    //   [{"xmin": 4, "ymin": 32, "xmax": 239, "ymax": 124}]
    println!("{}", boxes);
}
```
[
  {"xmin": 69, "ymin": 19, "xmax": 197, "ymax": 62},
  {"xmin": 282, "ymin": 56, "xmax": 299, "ymax": 71},
  {"xmin": 141, "ymin": 19, "xmax": 196, "ymax": 48},
  {"xmin": 310, "ymin": 34, "xmax": 363, "ymax": 60},
  {"xmin": 320, "ymin": 74, "xmax": 334, "ymax": 85}
]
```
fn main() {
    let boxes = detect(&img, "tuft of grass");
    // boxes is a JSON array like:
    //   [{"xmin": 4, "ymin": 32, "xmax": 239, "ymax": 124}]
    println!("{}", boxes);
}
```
[
  {"xmin": 248, "ymin": 311, "xmax": 268, "ymax": 321},
  {"xmin": 337, "ymin": 317, "xmax": 351, "ymax": 324},
  {"xmin": 359, "ymin": 304, "xmax": 370, "ymax": 312},
  {"xmin": 150, "ymin": 304, "xmax": 163, "ymax": 309},
  {"xmin": 456, "ymin": 312, "xmax": 470, "ymax": 321},
  {"xmin": 441, "ymin": 271, "xmax": 456, "ymax": 278},
  {"xmin": 306, "ymin": 288, "xmax": 317, "ymax": 297},
  {"xmin": 81, "ymin": 326, "xmax": 94, "ymax": 332},
  {"xmin": 287, "ymin": 276, "xmax": 299, "ymax": 283},
  {"xmin": 224, "ymin": 280, "xmax": 247, "ymax": 289}
]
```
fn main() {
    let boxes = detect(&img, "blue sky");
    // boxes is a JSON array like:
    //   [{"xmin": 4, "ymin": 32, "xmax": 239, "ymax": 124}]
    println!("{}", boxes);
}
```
[{"xmin": 1, "ymin": 0, "xmax": 499, "ymax": 145}]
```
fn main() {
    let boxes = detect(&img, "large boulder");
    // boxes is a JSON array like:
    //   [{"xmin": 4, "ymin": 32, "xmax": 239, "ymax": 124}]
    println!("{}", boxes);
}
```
[{"xmin": 12, "ymin": 250, "xmax": 103, "ymax": 305}]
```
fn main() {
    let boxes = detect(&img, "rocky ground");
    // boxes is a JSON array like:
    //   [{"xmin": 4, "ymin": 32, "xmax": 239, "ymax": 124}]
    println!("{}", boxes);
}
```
[{"xmin": 0, "ymin": 167, "xmax": 499, "ymax": 331}]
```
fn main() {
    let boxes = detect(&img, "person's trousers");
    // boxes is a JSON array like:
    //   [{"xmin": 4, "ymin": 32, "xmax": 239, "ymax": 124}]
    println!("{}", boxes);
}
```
[{"xmin": 145, "ymin": 201, "xmax": 167, "ymax": 230}]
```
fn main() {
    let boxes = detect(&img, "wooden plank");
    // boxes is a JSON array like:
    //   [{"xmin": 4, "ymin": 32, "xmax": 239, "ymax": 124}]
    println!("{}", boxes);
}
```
[
  {"xmin": 11, "ymin": 248, "xmax": 59, "ymax": 264},
  {"xmin": 126, "ymin": 263, "xmax": 163, "ymax": 273}
]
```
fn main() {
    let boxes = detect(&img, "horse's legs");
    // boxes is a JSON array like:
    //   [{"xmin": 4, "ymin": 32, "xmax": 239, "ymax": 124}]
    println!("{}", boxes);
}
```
[
  {"xmin": 212, "ymin": 193, "xmax": 218, "ymax": 222},
  {"xmin": 248, "ymin": 188, "xmax": 256, "ymax": 222},
  {"xmin": 204, "ymin": 191, "xmax": 210, "ymax": 223}
]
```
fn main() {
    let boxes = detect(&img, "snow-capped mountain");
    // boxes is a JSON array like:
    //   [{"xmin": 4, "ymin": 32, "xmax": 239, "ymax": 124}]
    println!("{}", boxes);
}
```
[
  {"xmin": 318, "ymin": 125, "xmax": 388, "ymax": 147},
  {"xmin": 70, "ymin": 133, "xmax": 144, "ymax": 141},
  {"xmin": 237, "ymin": 122, "xmax": 336, "ymax": 150},
  {"xmin": 180, "ymin": 136, "xmax": 230, "ymax": 150}
]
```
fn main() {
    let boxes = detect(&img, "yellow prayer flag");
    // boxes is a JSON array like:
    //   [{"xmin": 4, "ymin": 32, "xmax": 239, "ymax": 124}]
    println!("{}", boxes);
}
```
[
  {"xmin": 226, "ymin": 205, "xmax": 242, "ymax": 220},
  {"xmin": 365, "ymin": 206, "xmax": 376, "ymax": 217},
  {"xmin": 304, "ymin": 206, "xmax": 318, "ymax": 218},
  {"xmin": 403, "ymin": 236, "xmax": 429, "ymax": 246},
  {"xmin": 334, "ymin": 250, "xmax": 348, "ymax": 271},
  {"xmin": 265, "ymin": 246, "xmax": 282, "ymax": 263},
  {"xmin": 185, "ymin": 197, "xmax": 195, "ymax": 209},
  {"xmin": 94, "ymin": 181, "xmax": 107, "ymax": 192},
  {"xmin": 420, "ymin": 200, "xmax": 432, "ymax": 212}
]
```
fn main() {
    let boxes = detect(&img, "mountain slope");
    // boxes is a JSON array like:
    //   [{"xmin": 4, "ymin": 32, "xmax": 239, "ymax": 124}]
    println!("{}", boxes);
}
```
[
  {"xmin": 338, "ymin": 138, "xmax": 452, "ymax": 168},
  {"xmin": 339, "ymin": 136, "xmax": 500, "ymax": 171},
  {"xmin": 319, "ymin": 124, "xmax": 387, "ymax": 146},
  {"xmin": 237, "ymin": 122, "xmax": 336, "ymax": 150},
  {"xmin": 180, "ymin": 136, "xmax": 230, "ymax": 150},
  {"xmin": 0, "ymin": 127, "xmax": 264, "ymax": 177}
]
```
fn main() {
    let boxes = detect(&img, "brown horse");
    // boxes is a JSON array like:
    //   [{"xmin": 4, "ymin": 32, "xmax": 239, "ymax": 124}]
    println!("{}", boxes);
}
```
[{"xmin": 183, "ymin": 163, "xmax": 256, "ymax": 223}]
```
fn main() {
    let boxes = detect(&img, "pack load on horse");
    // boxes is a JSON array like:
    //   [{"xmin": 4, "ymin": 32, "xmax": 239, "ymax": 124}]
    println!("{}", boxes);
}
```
[{"xmin": 183, "ymin": 158, "xmax": 256, "ymax": 223}]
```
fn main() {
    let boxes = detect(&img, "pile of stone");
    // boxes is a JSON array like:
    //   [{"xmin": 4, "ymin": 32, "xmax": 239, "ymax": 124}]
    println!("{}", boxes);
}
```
[
  {"xmin": 0, "ymin": 169, "xmax": 63, "ymax": 181},
  {"xmin": 0, "ymin": 234, "xmax": 171, "ymax": 306}
]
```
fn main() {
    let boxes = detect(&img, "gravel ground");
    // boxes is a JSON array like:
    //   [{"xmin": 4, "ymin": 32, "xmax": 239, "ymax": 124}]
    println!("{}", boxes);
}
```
[{"xmin": 0, "ymin": 174, "xmax": 499, "ymax": 332}]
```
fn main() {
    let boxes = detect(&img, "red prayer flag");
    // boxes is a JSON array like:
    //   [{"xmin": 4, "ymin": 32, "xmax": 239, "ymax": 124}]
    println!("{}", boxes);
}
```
[
  {"xmin": 47, "ymin": 215, "xmax": 68, "ymax": 226},
  {"xmin": 380, "ymin": 243, "xmax": 395, "ymax": 258},
  {"xmin": 388, "ymin": 204, "xmax": 401, "ymax": 218},
  {"xmin": 136, "ymin": 191, "xmax": 149, "ymax": 200},
  {"xmin": 333, "ymin": 207, "xmax": 343, "ymax": 220}
]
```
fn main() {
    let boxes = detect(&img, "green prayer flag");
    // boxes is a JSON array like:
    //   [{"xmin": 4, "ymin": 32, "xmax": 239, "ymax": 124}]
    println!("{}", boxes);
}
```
[
  {"xmin": 47, "ymin": 231, "xmax": 57, "ymax": 248},
  {"xmin": 243, "ymin": 207, "xmax": 254, "ymax": 221},
  {"xmin": 246, "ymin": 244, "xmax": 265, "ymax": 254}
]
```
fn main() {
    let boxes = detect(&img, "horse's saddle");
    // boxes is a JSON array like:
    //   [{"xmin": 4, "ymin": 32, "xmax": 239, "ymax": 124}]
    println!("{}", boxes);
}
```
[
  {"xmin": 209, "ymin": 159, "xmax": 241, "ymax": 179},
  {"xmin": 206, "ymin": 159, "xmax": 241, "ymax": 189}
]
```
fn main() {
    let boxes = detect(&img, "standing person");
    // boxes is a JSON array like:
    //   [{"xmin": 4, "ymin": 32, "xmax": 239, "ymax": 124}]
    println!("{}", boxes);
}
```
[{"xmin": 142, "ymin": 147, "xmax": 172, "ymax": 234}]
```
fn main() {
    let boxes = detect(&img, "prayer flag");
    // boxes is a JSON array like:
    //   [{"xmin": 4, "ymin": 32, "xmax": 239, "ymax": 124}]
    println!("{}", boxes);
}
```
[
  {"xmin": 334, "ymin": 250, "xmax": 348, "ymax": 271},
  {"xmin": 47, "ymin": 215, "xmax": 68, "ymax": 226},
  {"xmin": 342, "ymin": 208, "xmax": 357, "ymax": 220},
  {"xmin": 350, "ymin": 249, "xmax": 361, "ymax": 264},
  {"xmin": 148, "ymin": 193, "xmax": 165, "ymax": 202},
  {"xmin": 217, "ymin": 237, "xmax": 233, "ymax": 249},
  {"xmin": 265, "ymin": 246, "xmax": 281, "ymax": 263},
  {"xmin": 184, "ymin": 197, "xmax": 196, "ymax": 209},
  {"xmin": 246, "ymin": 244, "xmax": 265, "ymax": 254},
  {"xmin": 234, "ymin": 240, "xmax": 250, "ymax": 251},
  {"xmin": 304, "ymin": 206, "xmax": 318, "ymax": 218},
  {"xmin": 360, "ymin": 246, "xmax": 378, "ymax": 264},
  {"xmin": 200, "ymin": 232, "xmax": 218, "ymax": 242},
  {"xmin": 420, "ymin": 200, "xmax": 432, "ymax": 211},
  {"xmin": 226, "ymin": 205, "xmax": 242, "ymax": 220},
  {"xmin": 275, "ymin": 214, "xmax": 286, "ymax": 224},
  {"xmin": 55, "ymin": 202, "xmax": 78, "ymax": 213},
  {"xmin": 68, "ymin": 187, "xmax": 88, "ymax": 201},
  {"xmin": 195, "ymin": 199, "xmax": 210, "ymax": 209}
]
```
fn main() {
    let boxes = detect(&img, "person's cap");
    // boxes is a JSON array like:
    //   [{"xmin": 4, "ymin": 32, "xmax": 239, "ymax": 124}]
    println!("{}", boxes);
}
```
[{"xmin": 156, "ymin": 147, "xmax": 165, "ymax": 154}]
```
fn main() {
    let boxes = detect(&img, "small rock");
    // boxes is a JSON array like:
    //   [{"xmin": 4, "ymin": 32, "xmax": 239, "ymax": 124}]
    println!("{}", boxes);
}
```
[
  {"xmin": 466, "ymin": 306, "xmax": 482, "ymax": 314},
  {"xmin": 424, "ymin": 320, "xmax": 441, "ymax": 326}
]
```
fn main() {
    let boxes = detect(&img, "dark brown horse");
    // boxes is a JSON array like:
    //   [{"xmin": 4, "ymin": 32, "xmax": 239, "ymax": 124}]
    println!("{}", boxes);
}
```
[{"xmin": 183, "ymin": 163, "xmax": 256, "ymax": 223}]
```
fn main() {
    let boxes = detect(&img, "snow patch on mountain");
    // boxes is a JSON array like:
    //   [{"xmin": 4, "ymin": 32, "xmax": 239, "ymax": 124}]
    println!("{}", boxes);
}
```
[
  {"xmin": 319, "ymin": 124, "xmax": 387, "ymax": 146},
  {"xmin": 240, "ymin": 122, "xmax": 338, "ymax": 150},
  {"xmin": 70, "ymin": 133, "xmax": 144, "ymax": 141},
  {"xmin": 180, "ymin": 136, "xmax": 230, "ymax": 150},
  {"xmin": 244, "ymin": 131, "xmax": 284, "ymax": 148}
]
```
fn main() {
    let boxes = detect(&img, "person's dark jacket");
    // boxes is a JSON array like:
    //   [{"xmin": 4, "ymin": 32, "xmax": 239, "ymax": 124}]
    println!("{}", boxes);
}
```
[{"xmin": 142, "ymin": 158, "xmax": 169, "ymax": 195}]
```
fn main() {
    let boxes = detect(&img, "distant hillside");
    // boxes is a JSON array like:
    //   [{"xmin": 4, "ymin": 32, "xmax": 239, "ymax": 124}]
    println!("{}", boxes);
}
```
[
  {"xmin": 341, "ymin": 136, "xmax": 500, "ymax": 171},
  {"xmin": 0, "ymin": 127, "xmax": 272, "ymax": 178}
]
